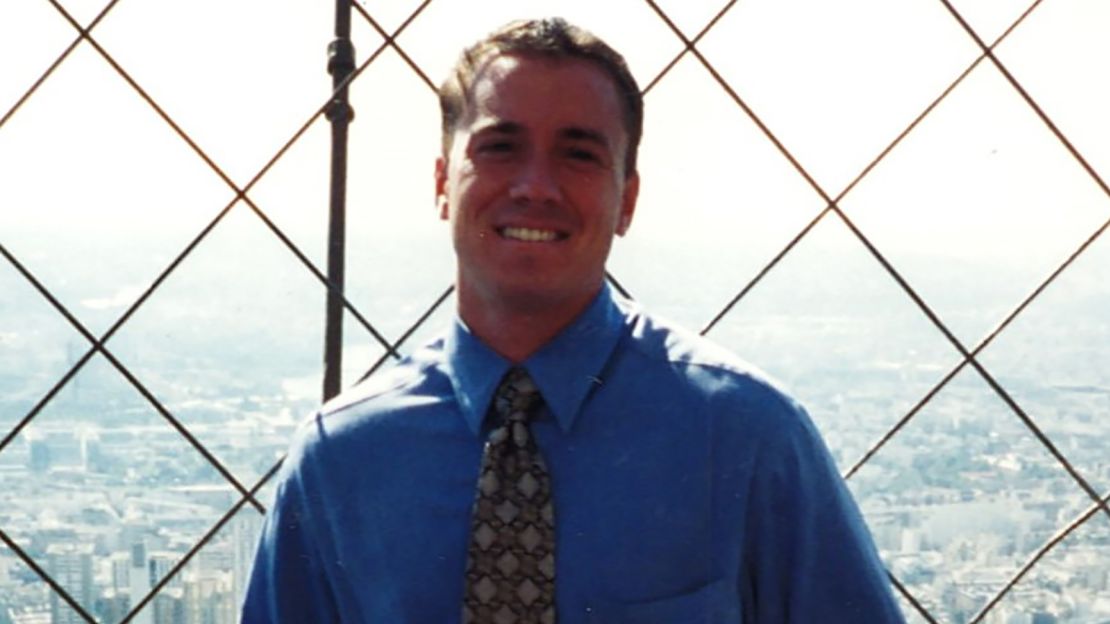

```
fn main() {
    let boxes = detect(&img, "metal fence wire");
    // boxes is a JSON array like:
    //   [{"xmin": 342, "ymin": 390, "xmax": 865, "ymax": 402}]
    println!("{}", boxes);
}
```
[{"xmin": 1, "ymin": 0, "xmax": 1108, "ymax": 622}]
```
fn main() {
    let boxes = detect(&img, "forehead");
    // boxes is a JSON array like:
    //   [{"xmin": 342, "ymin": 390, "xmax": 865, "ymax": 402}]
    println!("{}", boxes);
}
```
[{"xmin": 463, "ymin": 54, "xmax": 626, "ymax": 139}]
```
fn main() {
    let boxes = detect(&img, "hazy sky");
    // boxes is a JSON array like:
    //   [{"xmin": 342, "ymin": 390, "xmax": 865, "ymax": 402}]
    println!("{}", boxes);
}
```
[{"xmin": 2, "ymin": 0, "xmax": 1108, "ymax": 349}]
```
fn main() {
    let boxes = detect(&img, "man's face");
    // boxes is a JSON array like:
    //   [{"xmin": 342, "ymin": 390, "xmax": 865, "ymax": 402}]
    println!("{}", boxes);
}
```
[{"xmin": 436, "ymin": 53, "xmax": 639, "ymax": 314}]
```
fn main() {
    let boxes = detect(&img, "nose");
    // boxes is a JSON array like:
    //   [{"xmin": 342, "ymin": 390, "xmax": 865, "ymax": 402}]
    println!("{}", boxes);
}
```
[{"xmin": 509, "ymin": 155, "xmax": 560, "ymax": 206}]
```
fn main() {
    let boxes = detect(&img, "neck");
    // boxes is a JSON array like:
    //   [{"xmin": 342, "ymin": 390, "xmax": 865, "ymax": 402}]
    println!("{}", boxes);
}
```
[{"xmin": 457, "ymin": 285, "xmax": 600, "ymax": 364}]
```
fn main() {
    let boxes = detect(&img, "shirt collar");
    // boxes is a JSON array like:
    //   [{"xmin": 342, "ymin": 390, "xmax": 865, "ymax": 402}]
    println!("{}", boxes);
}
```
[{"xmin": 444, "ymin": 284, "xmax": 624, "ymax": 435}]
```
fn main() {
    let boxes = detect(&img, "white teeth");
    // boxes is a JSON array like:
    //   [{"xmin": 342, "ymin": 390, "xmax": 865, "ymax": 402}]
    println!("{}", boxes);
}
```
[{"xmin": 501, "ymin": 227, "xmax": 558, "ymax": 242}]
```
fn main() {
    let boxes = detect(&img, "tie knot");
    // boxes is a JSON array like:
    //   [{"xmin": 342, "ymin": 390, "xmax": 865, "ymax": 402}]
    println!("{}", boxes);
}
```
[{"xmin": 493, "ymin": 367, "xmax": 542, "ymax": 423}]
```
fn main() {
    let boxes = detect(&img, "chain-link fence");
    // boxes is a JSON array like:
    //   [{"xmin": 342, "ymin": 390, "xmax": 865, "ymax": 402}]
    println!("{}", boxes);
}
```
[{"xmin": 1, "ymin": 0, "xmax": 1108, "ymax": 622}]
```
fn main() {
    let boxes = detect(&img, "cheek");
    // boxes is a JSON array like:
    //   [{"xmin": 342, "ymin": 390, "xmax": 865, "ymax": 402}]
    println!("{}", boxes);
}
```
[
  {"xmin": 566, "ymin": 184, "xmax": 623, "ymax": 225},
  {"xmin": 447, "ymin": 179, "xmax": 477, "ymax": 219},
  {"xmin": 450, "ymin": 167, "xmax": 501, "ymax": 215}
]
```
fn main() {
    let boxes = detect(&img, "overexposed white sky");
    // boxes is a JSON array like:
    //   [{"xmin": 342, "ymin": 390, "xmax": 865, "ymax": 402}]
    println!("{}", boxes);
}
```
[{"xmin": 1, "ymin": 0, "xmax": 1109, "ymax": 347}]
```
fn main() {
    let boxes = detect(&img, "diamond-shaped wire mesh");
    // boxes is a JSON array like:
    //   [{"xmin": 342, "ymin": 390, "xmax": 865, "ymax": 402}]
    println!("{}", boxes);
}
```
[{"xmin": 1, "ymin": 0, "xmax": 1107, "ymax": 622}]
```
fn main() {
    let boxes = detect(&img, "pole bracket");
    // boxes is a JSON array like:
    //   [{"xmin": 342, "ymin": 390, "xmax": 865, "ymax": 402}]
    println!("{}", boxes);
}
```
[{"xmin": 326, "ymin": 38, "xmax": 356, "ymax": 122}]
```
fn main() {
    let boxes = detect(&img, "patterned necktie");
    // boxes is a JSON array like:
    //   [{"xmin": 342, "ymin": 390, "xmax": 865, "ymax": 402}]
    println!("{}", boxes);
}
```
[{"xmin": 463, "ymin": 367, "xmax": 556, "ymax": 624}]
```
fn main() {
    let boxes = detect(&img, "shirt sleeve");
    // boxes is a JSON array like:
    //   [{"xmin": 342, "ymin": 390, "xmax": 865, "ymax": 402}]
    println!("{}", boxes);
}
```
[
  {"xmin": 240, "ymin": 432, "xmax": 341, "ymax": 624},
  {"xmin": 739, "ymin": 401, "xmax": 906, "ymax": 623}
]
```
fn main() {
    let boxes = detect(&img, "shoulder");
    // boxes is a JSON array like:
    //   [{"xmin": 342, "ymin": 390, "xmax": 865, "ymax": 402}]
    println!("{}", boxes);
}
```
[
  {"xmin": 288, "ymin": 333, "xmax": 452, "ymax": 454},
  {"xmin": 612, "ymin": 304, "xmax": 844, "ymax": 491},
  {"xmin": 608, "ymin": 298, "xmax": 821, "ymax": 453},
  {"xmin": 323, "ymin": 335, "xmax": 448, "ymax": 417},
  {"xmin": 615, "ymin": 299, "xmax": 799, "ymax": 410}
]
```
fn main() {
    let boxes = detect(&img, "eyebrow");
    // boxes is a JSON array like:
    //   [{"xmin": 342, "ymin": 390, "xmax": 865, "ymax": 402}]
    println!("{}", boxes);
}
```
[
  {"xmin": 472, "ymin": 122, "xmax": 610, "ymax": 150},
  {"xmin": 473, "ymin": 121, "xmax": 523, "ymax": 137}
]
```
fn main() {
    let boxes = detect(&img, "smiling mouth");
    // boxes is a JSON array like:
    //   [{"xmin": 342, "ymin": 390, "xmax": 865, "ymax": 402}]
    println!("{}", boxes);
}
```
[{"xmin": 497, "ymin": 226, "xmax": 567, "ymax": 242}]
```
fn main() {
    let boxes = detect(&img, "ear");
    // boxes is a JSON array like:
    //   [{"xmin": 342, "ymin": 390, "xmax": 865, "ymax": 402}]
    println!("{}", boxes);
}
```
[
  {"xmin": 435, "ymin": 156, "xmax": 449, "ymax": 220},
  {"xmin": 615, "ymin": 171, "xmax": 639, "ymax": 236}
]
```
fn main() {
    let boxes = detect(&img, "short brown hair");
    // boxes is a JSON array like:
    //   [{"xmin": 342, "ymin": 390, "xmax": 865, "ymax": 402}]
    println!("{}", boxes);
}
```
[{"xmin": 438, "ymin": 18, "xmax": 643, "ymax": 176}]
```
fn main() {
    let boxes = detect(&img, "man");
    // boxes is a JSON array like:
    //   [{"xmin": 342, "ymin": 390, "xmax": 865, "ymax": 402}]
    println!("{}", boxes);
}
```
[{"xmin": 242, "ymin": 17, "xmax": 905, "ymax": 623}]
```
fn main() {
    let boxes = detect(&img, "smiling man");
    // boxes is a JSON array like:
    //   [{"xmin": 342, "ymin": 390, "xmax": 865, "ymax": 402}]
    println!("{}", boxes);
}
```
[
  {"xmin": 436, "ymin": 35, "xmax": 638, "ymax": 365},
  {"xmin": 242, "ymin": 18, "xmax": 904, "ymax": 624}
]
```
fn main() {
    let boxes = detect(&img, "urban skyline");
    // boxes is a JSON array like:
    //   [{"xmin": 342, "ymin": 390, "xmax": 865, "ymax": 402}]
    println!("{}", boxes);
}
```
[{"xmin": 2, "ymin": 245, "xmax": 1108, "ymax": 623}]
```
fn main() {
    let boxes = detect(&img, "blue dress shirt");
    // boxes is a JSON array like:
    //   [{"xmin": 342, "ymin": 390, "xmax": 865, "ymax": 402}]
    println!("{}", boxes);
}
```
[{"xmin": 242, "ymin": 285, "xmax": 905, "ymax": 623}]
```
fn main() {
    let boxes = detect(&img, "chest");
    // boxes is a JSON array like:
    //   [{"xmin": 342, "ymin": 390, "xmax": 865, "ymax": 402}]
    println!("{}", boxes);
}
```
[{"xmin": 318, "ymin": 410, "xmax": 748, "ymax": 621}]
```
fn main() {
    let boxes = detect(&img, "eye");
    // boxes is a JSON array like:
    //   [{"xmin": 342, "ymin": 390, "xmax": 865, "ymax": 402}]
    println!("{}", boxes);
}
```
[
  {"xmin": 566, "ymin": 147, "xmax": 600, "ymax": 163},
  {"xmin": 478, "ymin": 141, "xmax": 514, "ymax": 154}
]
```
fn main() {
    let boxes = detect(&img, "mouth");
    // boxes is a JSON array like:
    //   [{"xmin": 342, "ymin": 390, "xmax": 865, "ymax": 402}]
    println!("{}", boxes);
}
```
[{"xmin": 496, "ymin": 226, "xmax": 568, "ymax": 243}]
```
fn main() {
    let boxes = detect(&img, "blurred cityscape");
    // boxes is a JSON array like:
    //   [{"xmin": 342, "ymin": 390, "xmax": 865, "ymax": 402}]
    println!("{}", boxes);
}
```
[
  {"xmin": 0, "ymin": 353, "xmax": 300, "ymax": 624},
  {"xmin": 1, "ymin": 248, "xmax": 1108, "ymax": 624}
]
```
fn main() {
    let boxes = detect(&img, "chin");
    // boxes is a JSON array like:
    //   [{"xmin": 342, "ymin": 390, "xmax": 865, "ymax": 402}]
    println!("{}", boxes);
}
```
[
  {"xmin": 493, "ymin": 283, "xmax": 565, "ymax": 309},
  {"xmin": 496, "ymin": 279, "xmax": 600, "ymax": 313}
]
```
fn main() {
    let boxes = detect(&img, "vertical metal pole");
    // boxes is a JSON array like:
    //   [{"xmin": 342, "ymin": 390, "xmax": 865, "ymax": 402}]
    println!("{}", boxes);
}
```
[{"xmin": 323, "ymin": 0, "xmax": 355, "ymax": 401}]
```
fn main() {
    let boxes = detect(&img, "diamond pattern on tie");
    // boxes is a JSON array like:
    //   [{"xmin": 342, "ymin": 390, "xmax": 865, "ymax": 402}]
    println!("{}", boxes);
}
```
[{"xmin": 463, "ymin": 368, "xmax": 556, "ymax": 624}]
